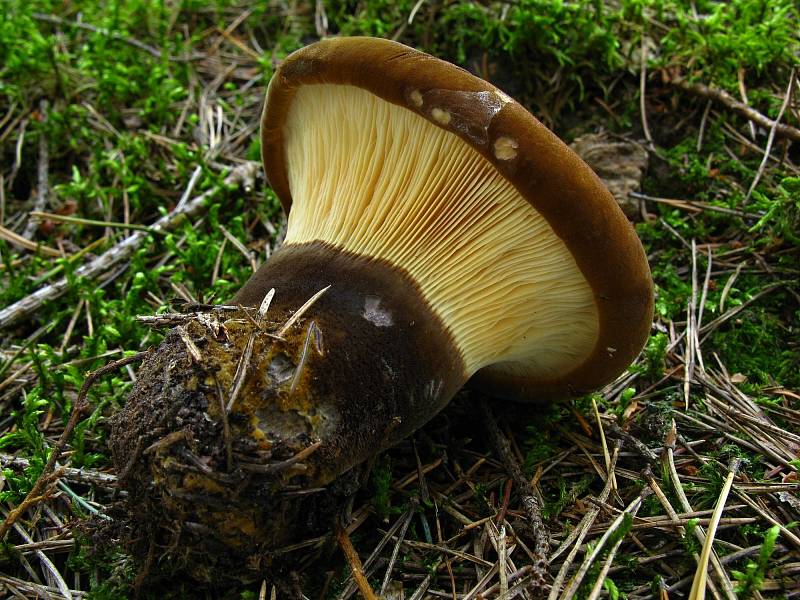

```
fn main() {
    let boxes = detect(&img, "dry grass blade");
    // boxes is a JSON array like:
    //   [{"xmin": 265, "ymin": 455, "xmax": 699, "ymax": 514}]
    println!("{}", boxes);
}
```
[
  {"xmin": 276, "ymin": 285, "xmax": 331, "ymax": 337},
  {"xmin": 220, "ymin": 223, "xmax": 257, "ymax": 272},
  {"xmin": 684, "ymin": 239, "xmax": 699, "ymax": 408},
  {"xmin": 548, "ymin": 442, "xmax": 621, "ymax": 598},
  {"xmin": 664, "ymin": 421, "xmax": 738, "ymax": 600},
  {"xmin": 378, "ymin": 508, "xmax": 415, "ymax": 595},
  {"xmin": 557, "ymin": 487, "xmax": 649, "ymax": 600},
  {"xmin": 289, "ymin": 321, "xmax": 316, "ymax": 393},
  {"xmin": 227, "ymin": 327, "xmax": 256, "ymax": 412},
  {"xmin": 29, "ymin": 211, "xmax": 158, "ymax": 233},
  {"xmin": 688, "ymin": 460, "xmax": 741, "ymax": 600},
  {"xmin": 592, "ymin": 397, "xmax": 617, "ymax": 492},
  {"xmin": 0, "ymin": 223, "xmax": 61, "ymax": 257},
  {"xmin": 585, "ymin": 527, "xmax": 626, "ymax": 600}
]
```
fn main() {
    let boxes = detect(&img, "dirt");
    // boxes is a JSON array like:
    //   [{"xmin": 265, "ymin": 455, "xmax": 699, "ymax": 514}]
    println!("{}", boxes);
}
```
[{"xmin": 107, "ymin": 309, "xmax": 352, "ymax": 586}]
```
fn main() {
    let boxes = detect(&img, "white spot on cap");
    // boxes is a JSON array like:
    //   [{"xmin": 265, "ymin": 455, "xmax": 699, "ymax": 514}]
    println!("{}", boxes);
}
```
[
  {"xmin": 409, "ymin": 89, "xmax": 423, "ymax": 107},
  {"xmin": 494, "ymin": 136, "xmax": 518, "ymax": 160},
  {"xmin": 362, "ymin": 296, "xmax": 393, "ymax": 327},
  {"xmin": 431, "ymin": 108, "xmax": 451, "ymax": 125}
]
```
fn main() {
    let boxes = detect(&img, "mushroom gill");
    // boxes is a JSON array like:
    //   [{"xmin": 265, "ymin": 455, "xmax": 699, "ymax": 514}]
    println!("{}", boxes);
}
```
[{"xmin": 282, "ymin": 84, "xmax": 598, "ymax": 380}]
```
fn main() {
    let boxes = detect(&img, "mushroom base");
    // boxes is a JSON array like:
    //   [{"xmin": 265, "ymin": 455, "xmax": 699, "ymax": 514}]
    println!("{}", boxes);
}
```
[{"xmin": 109, "ymin": 242, "xmax": 466, "ymax": 583}]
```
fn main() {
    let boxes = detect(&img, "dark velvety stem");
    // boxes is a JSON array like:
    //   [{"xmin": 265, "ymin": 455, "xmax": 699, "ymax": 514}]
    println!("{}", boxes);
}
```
[{"xmin": 233, "ymin": 241, "xmax": 467, "ymax": 484}]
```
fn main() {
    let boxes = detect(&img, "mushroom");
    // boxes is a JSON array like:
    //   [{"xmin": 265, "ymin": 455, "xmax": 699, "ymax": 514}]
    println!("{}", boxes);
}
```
[{"xmin": 110, "ymin": 37, "xmax": 653, "ymax": 580}]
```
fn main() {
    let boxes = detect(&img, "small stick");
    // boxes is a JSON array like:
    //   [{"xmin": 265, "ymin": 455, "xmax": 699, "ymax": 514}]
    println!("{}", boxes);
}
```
[
  {"xmin": 336, "ymin": 520, "xmax": 379, "ymax": 600},
  {"xmin": 479, "ymin": 399, "xmax": 549, "ymax": 565},
  {"xmin": 0, "ymin": 350, "xmax": 150, "ymax": 539},
  {"xmin": 673, "ymin": 78, "xmax": 800, "ymax": 142},
  {"xmin": 0, "ymin": 162, "xmax": 259, "ymax": 329},
  {"xmin": 0, "ymin": 452, "xmax": 118, "ymax": 488},
  {"xmin": 744, "ymin": 69, "xmax": 796, "ymax": 203}
]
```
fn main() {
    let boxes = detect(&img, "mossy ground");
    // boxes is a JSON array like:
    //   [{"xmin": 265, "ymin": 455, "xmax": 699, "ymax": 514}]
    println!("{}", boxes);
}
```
[{"xmin": 1, "ymin": 1, "xmax": 798, "ymax": 598}]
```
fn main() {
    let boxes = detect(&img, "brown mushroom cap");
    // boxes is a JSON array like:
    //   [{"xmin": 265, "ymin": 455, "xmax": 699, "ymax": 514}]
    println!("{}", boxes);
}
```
[{"xmin": 261, "ymin": 36, "xmax": 653, "ymax": 401}]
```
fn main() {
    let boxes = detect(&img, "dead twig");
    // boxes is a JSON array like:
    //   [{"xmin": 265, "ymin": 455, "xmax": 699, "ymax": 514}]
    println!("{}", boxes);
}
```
[
  {"xmin": 336, "ymin": 520, "xmax": 379, "ymax": 600},
  {"xmin": 744, "ymin": 69, "xmax": 796, "ymax": 203},
  {"xmin": 673, "ymin": 78, "xmax": 800, "ymax": 142},
  {"xmin": 0, "ymin": 162, "xmax": 259, "ymax": 329},
  {"xmin": 479, "ymin": 399, "xmax": 549, "ymax": 574},
  {"xmin": 0, "ymin": 452, "xmax": 118, "ymax": 489}
]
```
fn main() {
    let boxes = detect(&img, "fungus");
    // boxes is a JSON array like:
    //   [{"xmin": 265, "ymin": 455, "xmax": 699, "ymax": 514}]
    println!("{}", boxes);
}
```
[{"xmin": 110, "ymin": 37, "xmax": 653, "ymax": 582}]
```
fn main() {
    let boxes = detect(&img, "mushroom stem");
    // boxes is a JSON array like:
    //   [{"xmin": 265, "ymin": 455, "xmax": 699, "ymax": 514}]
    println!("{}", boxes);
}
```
[
  {"xmin": 232, "ymin": 241, "xmax": 467, "ymax": 484},
  {"xmin": 109, "ymin": 241, "xmax": 467, "ymax": 572}
]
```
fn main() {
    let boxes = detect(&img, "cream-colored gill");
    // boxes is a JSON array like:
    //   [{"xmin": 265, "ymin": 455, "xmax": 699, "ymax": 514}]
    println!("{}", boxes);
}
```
[{"xmin": 283, "ymin": 84, "xmax": 598, "ymax": 380}]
